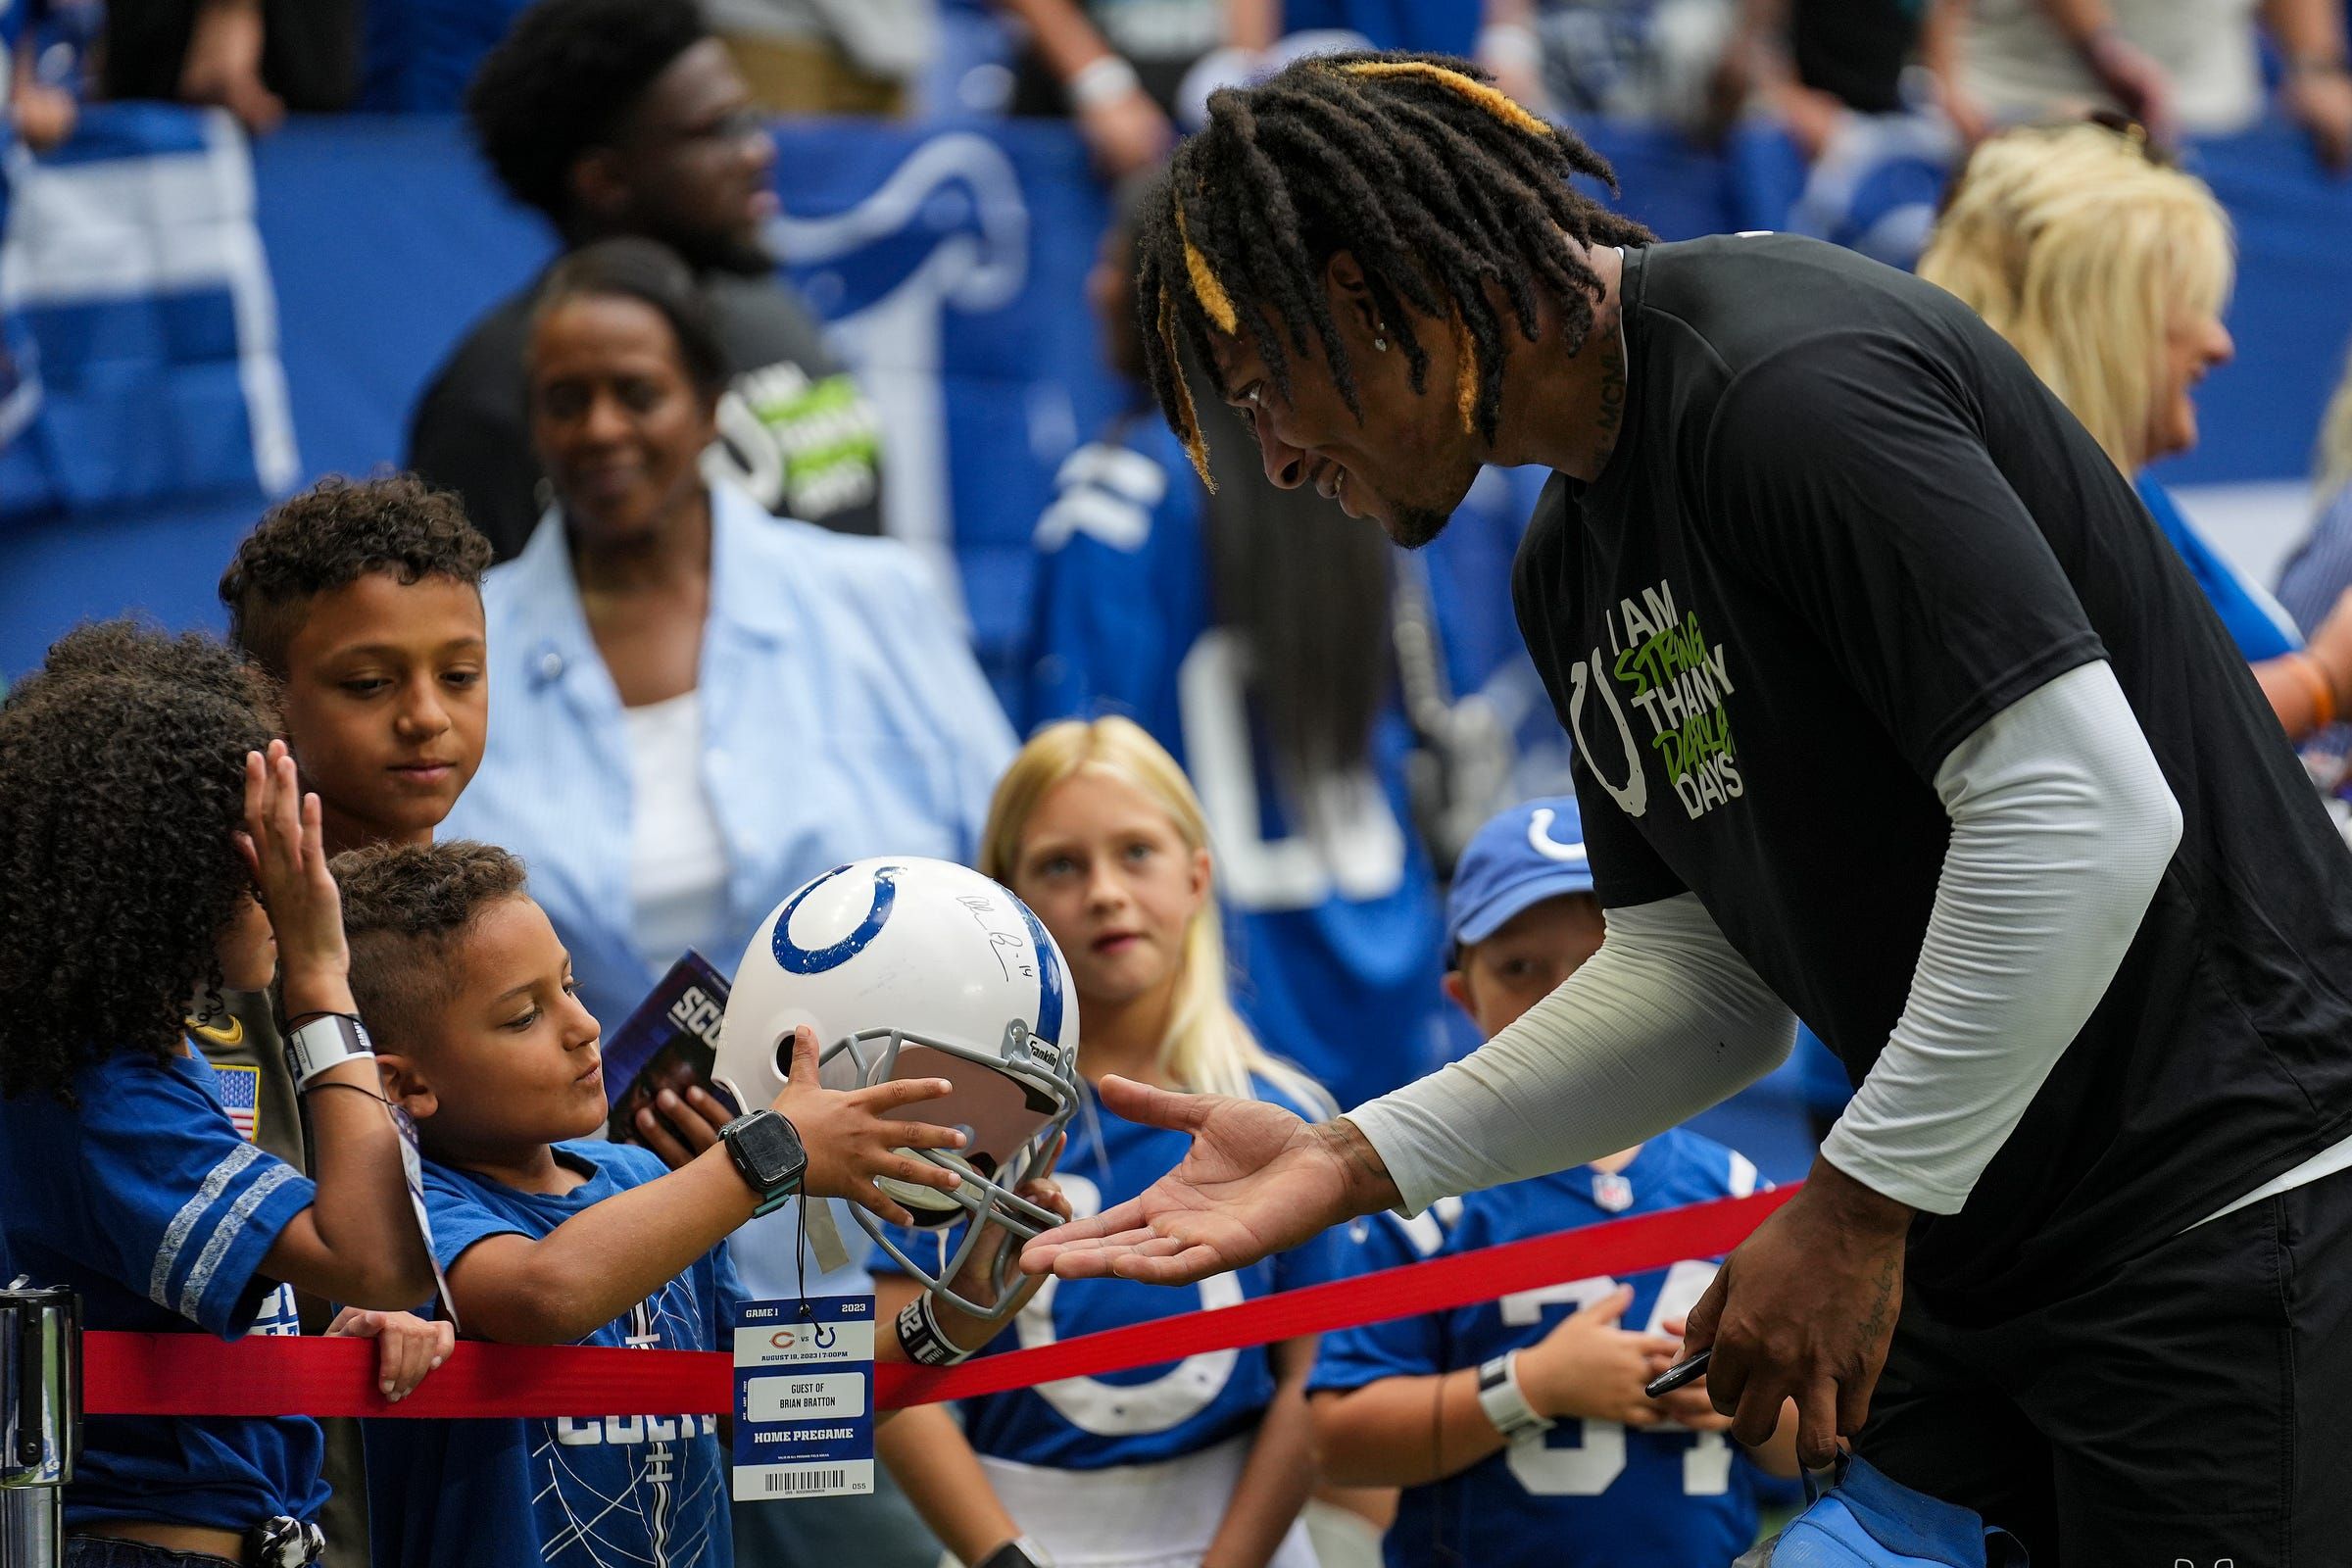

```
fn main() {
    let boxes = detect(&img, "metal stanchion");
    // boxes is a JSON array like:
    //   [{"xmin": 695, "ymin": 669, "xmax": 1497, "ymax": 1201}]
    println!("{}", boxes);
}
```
[{"xmin": 0, "ymin": 1280, "xmax": 78, "ymax": 1568}]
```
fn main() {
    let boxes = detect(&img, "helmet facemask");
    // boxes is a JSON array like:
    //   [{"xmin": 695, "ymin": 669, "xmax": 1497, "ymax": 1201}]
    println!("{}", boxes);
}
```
[{"xmin": 817, "ymin": 1019, "xmax": 1080, "ymax": 1323}]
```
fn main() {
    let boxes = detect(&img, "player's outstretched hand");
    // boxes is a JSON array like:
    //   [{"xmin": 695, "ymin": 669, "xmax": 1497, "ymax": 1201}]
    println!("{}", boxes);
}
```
[
  {"xmin": 327, "ymin": 1306, "xmax": 455, "ymax": 1403},
  {"xmin": 769, "ymin": 1024, "xmax": 966, "ymax": 1225},
  {"xmin": 1018, "ymin": 1078, "xmax": 1392, "ymax": 1284},
  {"xmin": 1678, "ymin": 1158, "xmax": 1911, "ymax": 1469}
]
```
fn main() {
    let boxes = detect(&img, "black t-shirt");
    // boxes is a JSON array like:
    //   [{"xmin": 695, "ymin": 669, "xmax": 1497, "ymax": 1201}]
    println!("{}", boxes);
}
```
[
  {"xmin": 1517, "ymin": 234, "xmax": 2352, "ymax": 1315},
  {"xmin": 409, "ymin": 268, "xmax": 886, "ymax": 561}
]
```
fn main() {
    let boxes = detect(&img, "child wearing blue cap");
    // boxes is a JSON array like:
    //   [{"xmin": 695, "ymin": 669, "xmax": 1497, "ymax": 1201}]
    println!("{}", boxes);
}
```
[{"xmin": 1306, "ymin": 797, "xmax": 1795, "ymax": 1568}]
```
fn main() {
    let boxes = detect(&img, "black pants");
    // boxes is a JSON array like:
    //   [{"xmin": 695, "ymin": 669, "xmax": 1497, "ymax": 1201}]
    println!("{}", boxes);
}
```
[{"xmin": 1858, "ymin": 1165, "xmax": 2352, "ymax": 1567}]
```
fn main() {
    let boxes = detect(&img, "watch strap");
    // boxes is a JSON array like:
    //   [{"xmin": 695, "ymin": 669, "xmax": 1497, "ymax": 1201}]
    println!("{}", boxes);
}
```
[
  {"xmin": 284, "ymin": 1013, "xmax": 374, "ymax": 1089},
  {"xmin": 895, "ymin": 1292, "xmax": 973, "ymax": 1368},
  {"xmin": 1477, "ymin": 1350, "xmax": 1553, "ymax": 1442},
  {"xmin": 975, "ymin": 1538, "xmax": 1053, "ymax": 1568}
]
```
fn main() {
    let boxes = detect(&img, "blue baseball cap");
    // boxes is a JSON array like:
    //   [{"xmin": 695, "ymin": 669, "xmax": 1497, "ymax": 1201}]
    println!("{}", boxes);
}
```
[{"xmin": 1446, "ymin": 796, "xmax": 1596, "ymax": 957}]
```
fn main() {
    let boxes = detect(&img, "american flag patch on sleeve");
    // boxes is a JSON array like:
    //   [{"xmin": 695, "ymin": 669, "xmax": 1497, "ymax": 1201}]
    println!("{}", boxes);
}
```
[{"xmin": 214, "ymin": 1063, "xmax": 262, "ymax": 1144}]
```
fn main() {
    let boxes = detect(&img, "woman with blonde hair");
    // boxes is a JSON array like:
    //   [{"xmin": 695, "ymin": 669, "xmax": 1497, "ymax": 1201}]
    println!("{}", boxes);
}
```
[
  {"xmin": 873, "ymin": 715, "xmax": 1338, "ymax": 1568},
  {"xmin": 1920, "ymin": 119, "xmax": 2352, "ymax": 741}
]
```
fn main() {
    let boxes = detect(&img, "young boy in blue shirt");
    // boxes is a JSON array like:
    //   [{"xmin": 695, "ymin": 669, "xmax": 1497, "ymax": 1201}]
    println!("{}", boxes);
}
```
[
  {"xmin": 1306, "ymin": 797, "xmax": 1795, "ymax": 1568},
  {"xmin": 0, "ymin": 627, "xmax": 445, "ymax": 1567},
  {"xmin": 337, "ymin": 840, "xmax": 1049, "ymax": 1568}
]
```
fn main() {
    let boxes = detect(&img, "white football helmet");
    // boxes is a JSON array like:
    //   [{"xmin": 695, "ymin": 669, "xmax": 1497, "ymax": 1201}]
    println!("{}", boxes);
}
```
[{"xmin": 716, "ymin": 857, "xmax": 1082, "ymax": 1322}]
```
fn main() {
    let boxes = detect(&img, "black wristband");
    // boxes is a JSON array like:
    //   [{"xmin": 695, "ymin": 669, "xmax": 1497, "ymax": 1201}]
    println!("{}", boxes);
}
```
[
  {"xmin": 896, "ymin": 1293, "xmax": 971, "ymax": 1368},
  {"xmin": 975, "ymin": 1539, "xmax": 1051, "ymax": 1568}
]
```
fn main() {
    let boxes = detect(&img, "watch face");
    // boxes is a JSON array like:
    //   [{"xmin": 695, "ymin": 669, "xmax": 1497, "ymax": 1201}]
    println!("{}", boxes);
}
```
[{"xmin": 737, "ymin": 1111, "xmax": 807, "ymax": 1185}]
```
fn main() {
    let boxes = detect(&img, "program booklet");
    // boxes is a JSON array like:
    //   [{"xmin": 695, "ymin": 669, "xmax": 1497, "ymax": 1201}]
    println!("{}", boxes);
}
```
[{"xmin": 603, "ymin": 950, "xmax": 741, "ymax": 1145}]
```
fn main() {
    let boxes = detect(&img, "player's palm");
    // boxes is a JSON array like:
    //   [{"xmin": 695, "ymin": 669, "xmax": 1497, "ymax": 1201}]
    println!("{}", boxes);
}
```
[{"xmin": 1019, "ymin": 1077, "xmax": 1351, "ymax": 1284}]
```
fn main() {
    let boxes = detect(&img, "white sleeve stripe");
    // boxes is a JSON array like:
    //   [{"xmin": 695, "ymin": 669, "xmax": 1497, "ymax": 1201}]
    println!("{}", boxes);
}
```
[
  {"xmin": 148, "ymin": 1141, "xmax": 263, "ymax": 1308},
  {"xmin": 175, "ymin": 1162, "xmax": 299, "ymax": 1324},
  {"xmin": 1726, "ymin": 1151, "xmax": 1759, "ymax": 1199}
]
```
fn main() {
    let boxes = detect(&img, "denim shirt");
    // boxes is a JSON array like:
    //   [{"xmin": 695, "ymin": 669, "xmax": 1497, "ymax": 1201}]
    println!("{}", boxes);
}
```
[{"xmin": 445, "ymin": 482, "xmax": 1017, "ymax": 1034}]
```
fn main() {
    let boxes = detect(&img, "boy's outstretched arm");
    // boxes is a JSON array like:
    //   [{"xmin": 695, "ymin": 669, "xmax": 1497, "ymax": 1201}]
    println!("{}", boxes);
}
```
[{"xmin": 448, "ymin": 1029, "xmax": 966, "ymax": 1344}]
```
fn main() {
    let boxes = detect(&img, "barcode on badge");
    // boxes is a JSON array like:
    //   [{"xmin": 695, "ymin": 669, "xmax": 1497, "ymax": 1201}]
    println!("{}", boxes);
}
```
[{"xmin": 732, "ymin": 1460, "xmax": 874, "ymax": 1501}]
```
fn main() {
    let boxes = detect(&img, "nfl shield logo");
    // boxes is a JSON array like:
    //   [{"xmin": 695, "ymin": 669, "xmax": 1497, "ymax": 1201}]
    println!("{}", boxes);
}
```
[{"xmin": 1592, "ymin": 1170, "xmax": 1634, "ymax": 1213}]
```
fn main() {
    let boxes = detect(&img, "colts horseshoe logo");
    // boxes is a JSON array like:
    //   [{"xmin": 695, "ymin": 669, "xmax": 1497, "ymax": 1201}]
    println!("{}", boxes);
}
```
[
  {"xmin": 1568, "ymin": 651, "xmax": 1648, "ymax": 819},
  {"xmin": 773, "ymin": 863, "xmax": 905, "ymax": 974}
]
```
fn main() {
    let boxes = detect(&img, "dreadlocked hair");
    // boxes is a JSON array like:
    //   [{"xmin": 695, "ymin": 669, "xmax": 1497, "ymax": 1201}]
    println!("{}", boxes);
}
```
[
  {"xmin": 0, "ymin": 624, "xmax": 277, "ymax": 1103},
  {"xmin": 1136, "ymin": 51, "xmax": 1653, "ymax": 482}
]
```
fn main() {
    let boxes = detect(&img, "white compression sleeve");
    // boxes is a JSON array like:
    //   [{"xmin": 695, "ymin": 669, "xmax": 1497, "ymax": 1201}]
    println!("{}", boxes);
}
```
[
  {"xmin": 1819, "ymin": 660, "xmax": 2182, "ymax": 1213},
  {"xmin": 1347, "ymin": 895, "xmax": 1796, "ymax": 1215}
]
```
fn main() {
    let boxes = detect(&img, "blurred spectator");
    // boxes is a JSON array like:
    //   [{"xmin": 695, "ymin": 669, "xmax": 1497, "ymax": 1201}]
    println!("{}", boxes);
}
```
[
  {"xmin": 1716, "ymin": 0, "xmax": 1975, "ymax": 153},
  {"xmin": 2275, "ymin": 344, "xmax": 2352, "ymax": 641},
  {"xmin": 708, "ymin": 0, "xmax": 931, "ymax": 115},
  {"xmin": 6, "ymin": 0, "xmax": 95, "ymax": 152},
  {"xmin": 1528, "ymin": 0, "xmax": 1735, "ymax": 129},
  {"xmin": 992, "ymin": 0, "xmax": 1276, "ymax": 176},
  {"xmin": 5, "ymin": 0, "xmax": 98, "ymax": 445},
  {"xmin": 102, "ymin": 0, "xmax": 362, "ymax": 127},
  {"xmin": 1274, "ymin": 0, "xmax": 1548, "ymax": 112},
  {"xmin": 1921, "ymin": 121, "xmax": 2352, "ymax": 742},
  {"xmin": 1937, "ymin": 0, "xmax": 2352, "ymax": 168},
  {"xmin": 439, "ymin": 237, "xmax": 1010, "ymax": 1568},
  {"xmin": 409, "ymin": 0, "xmax": 887, "ymax": 562}
]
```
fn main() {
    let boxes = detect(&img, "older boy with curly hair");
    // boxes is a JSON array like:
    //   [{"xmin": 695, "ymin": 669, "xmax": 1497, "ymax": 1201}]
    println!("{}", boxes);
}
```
[{"xmin": 216, "ymin": 472, "xmax": 494, "ymax": 1563}]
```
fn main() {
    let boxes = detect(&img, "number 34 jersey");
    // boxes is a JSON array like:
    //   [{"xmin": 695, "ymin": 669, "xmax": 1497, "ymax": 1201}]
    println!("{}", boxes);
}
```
[{"xmin": 1308, "ymin": 1128, "xmax": 1770, "ymax": 1568}]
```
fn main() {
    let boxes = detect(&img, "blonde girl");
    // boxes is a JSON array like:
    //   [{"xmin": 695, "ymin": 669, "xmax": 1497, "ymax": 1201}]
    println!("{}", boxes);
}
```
[
  {"xmin": 875, "ymin": 716, "xmax": 1335, "ymax": 1568},
  {"xmin": 1920, "ymin": 119, "xmax": 2352, "ymax": 740}
]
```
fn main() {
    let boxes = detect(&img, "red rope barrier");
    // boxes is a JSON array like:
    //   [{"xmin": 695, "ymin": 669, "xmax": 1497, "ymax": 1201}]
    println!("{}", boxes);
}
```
[{"xmin": 82, "ymin": 1187, "xmax": 1792, "ymax": 1420}]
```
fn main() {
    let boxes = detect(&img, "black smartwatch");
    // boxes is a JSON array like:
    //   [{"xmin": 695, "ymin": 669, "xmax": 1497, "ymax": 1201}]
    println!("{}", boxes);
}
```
[
  {"xmin": 975, "ymin": 1539, "xmax": 1052, "ymax": 1568},
  {"xmin": 718, "ymin": 1110, "xmax": 807, "ymax": 1216}
]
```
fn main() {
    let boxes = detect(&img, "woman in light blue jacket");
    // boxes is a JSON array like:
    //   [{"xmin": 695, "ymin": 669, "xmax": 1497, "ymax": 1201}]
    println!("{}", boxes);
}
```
[{"xmin": 446, "ymin": 236, "xmax": 1013, "ymax": 1041}]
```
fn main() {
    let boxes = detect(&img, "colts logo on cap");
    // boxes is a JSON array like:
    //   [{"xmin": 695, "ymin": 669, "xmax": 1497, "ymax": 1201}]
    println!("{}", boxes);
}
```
[
  {"xmin": 773, "ymin": 863, "xmax": 905, "ymax": 975},
  {"xmin": 1526, "ymin": 808, "xmax": 1589, "ymax": 867}
]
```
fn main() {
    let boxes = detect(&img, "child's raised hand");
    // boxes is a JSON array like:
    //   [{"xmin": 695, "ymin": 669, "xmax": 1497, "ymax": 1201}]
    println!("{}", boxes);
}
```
[
  {"xmin": 327, "ymin": 1306, "xmax": 455, "ymax": 1403},
  {"xmin": 768, "ymin": 1024, "xmax": 967, "ymax": 1224},
  {"xmin": 233, "ymin": 741, "xmax": 349, "ymax": 1007}
]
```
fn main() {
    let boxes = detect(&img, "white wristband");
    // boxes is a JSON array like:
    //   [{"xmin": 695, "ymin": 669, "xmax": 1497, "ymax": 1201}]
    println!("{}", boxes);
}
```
[
  {"xmin": 284, "ymin": 1013, "xmax": 375, "ymax": 1089},
  {"xmin": 1068, "ymin": 54, "xmax": 1142, "ymax": 111},
  {"xmin": 1477, "ymin": 1350, "xmax": 1553, "ymax": 1441}
]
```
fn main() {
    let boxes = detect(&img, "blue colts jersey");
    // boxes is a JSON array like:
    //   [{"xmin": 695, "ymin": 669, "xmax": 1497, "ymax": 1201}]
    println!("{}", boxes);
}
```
[
  {"xmin": 876, "ymin": 1073, "xmax": 1342, "ymax": 1471},
  {"xmin": 364, "ymin": 1142, "xmax": 740, "ymax": 1568},
  {"xmin": 1309, "ymin": 1129, "xmax": 1770, "ymax": 1568},
  {"xmin": 1023, "ymin": 420, "xmax": 1562, "ymax": 1112},
  {"xmin": 0, "ymin": 1046, "xmax": 325, "ymax": 1531}
]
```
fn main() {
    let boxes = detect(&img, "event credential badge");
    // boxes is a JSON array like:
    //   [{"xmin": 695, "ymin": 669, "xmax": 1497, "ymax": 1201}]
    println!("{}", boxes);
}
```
[{"xmin": 732, "ymin": 1296, "xmax": 875, "ymax": 1500}]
